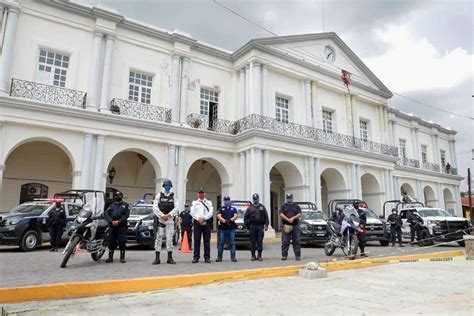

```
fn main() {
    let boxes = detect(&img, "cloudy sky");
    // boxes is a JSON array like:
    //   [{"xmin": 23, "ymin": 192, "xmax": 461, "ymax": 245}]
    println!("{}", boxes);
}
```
[{"xmin": 79, "ymin": 0, "xmax": 473, "ymax": 188}]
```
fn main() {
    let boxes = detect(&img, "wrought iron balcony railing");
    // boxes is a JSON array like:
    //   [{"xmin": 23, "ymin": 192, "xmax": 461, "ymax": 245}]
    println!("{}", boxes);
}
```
[
  {"xmin": 442, "ymin": 166, "xmax": 458, "ymax": 176},
  {"xmin": 187, "ymin": 113, "xmax": 238, "ymax": 134},
  {"xmin": 110, "ymin": 98, "xmax": 171, "ymax": 123},
  {"xmin": 10, "ymin": 78, "xmax": 87, "ymax": 108},
  {"xmin": 398, "ymin": 157, "xmax": 420, "ymax": 168},
  {"xmin": 421, "ymin": 161, "xmax": 441, "ymax": 172}
]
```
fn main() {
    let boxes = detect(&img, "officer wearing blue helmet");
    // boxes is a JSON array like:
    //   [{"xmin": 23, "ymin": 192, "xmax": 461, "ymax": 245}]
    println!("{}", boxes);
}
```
[{"xmin": 244, "ymin": 193, "xmax": 269, "ymax": 261}]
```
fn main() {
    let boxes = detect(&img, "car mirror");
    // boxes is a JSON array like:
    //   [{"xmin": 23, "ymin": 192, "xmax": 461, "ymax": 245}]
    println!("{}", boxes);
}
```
[{"xmin": 379, "ymin": 215, "xmax": 385, "ymax": 220}]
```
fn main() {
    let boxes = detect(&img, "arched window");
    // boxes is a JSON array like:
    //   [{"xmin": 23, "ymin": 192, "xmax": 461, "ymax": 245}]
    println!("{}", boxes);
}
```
[{"xmin": 20, "ymin": 183, "xmax": 48, "ymax": 204}]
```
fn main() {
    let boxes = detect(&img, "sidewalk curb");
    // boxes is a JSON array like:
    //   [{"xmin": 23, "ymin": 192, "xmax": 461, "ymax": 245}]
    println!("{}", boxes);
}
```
[{"xmin": 0, "ymin": 250, "xmax": 465, "ymax": 304}]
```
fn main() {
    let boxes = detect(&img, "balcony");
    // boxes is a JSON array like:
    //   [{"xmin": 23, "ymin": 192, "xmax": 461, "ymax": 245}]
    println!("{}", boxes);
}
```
[
  {"xmin": 421, "ymin": 161, "xmax": 441, "ymax": 172},
  {"xmin": 10, "ymin": 78, "xmax": 87, "ymax": 108},
  {"xmin": 398, "ymin": 158, "xmax": 458, "ymax": 175},
  {"xmin": 187, "ymin": 113, "xmax": 399, "ymax": 158},
  {"xmin": 398, "ymin": 157, "xmax": 420, "ymax": 168},
  {"xmin": 110, "ymin": 98, "xmax": 171, "ymax": 124}
]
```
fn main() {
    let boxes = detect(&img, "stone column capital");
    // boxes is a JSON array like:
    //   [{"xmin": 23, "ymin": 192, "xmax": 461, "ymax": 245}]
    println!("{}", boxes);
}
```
[
  {"xmin": 6, "ymin": 5, "xmax": 21, "ymax": 15},
  {"xmin": 93, "ymin": 30, "xmax": 104, "ymax": 38}
]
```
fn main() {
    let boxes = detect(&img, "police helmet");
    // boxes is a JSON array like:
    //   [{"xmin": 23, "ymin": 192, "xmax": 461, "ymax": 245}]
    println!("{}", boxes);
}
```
[
  {"xmin": 162, "ymin": 179, "xmax": 173, "ymax": 187},
  {"xmin": 184, "ymin": 203, "xmax": 190, "ymax": 208},
  {"xmin": 252, "ymin": 193, "xmax": 259, "ymax": 200},
  {"xmin": 286, "ymin": 193, "xmax": 294, "ymax": 199},
  {"xmin": 114, "ymin": 191, "xmax": 124, "ymax": 200},
  {"xmin": 223, "ymin": 196, "xmax": 231, "ymax": 201}
]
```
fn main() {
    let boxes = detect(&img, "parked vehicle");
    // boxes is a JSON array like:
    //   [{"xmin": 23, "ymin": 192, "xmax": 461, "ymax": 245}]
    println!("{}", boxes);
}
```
[
  {"xmin": 233, "ymin": 200, "xmax": 251, "ymax": 246},
  {"xmin": 324, "ymin": 210, "xmax": 360, "ymax": 259},
  {"xmin": 297, "ymin": 202, "xmax": 329, "ymax": 245},
  {"xmin": 0, "ymin": 198, "xmax": 82, "ymax": 251}
]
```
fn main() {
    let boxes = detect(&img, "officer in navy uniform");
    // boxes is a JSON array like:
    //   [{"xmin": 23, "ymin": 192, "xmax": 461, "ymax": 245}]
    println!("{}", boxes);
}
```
[
  {"xmin": 104, "ymin": 191, "xmax": 130, "ymax": 263},
  {"xmin": 179, "ymin": 203, "xmax": 193, "ymax": 251},
  {"xmin": 153, "ymin": 179, "xmax": 179, "ymax": 265},
  {"xmin": 244, "ymin": 193, "xmax": 269, "ymax": 261},
  {"xmin": 280, "ymin": 193, "xmax": 302, "ymax": 261},
  {"xmin": 48, "ymin": 200, "xmax": 66, "ymax": 252},
  {"xmin": 353, "ymin": 201, "xmax": 368, "ymax": 257},
  {"xmin": 387, "ymin": 208, "xmax": 404, "ymax": 247}
]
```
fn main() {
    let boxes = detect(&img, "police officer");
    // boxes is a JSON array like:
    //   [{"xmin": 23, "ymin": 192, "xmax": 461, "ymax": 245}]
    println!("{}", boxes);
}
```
[
  {"xmin": 407, "ymin": 210, "xmax": 424, "ymax": 246},
  {"xmin": 280, "ymin": 194, "xmax": 302, "ymax": 261},
  {"xmin": 179, "ymin": 203, "xmax": 193, "ymax": 251},
  {"xmin": 190, "ymin": 188, "xmax": 213, "ymax": 263},
  {"xmin": 353, "ymin": 201, "xmax": 367, "ymax": 257},
  {"xmin": 244, "ymin": 193, "xmax": 269, "ymax": 261},
  {"xmin": 216, "ymin": 196, "xmax": 238, "ymax": 262},
  {"xmin": 48, "ymin": 201, "xmax": 66, "ymax": 252},
  {"xmin": 104, "ymin": 191, "xmax": 130, "ymax": 263},
  {"xmin": 387, "ymin": 208, "xmax": 403, "ymax": 247},
  {"xmin": 152, "ymin": 179, "xmax": 179, "ymax": 265}
]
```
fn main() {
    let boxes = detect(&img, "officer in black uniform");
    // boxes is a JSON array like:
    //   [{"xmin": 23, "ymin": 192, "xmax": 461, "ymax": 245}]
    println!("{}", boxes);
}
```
[
  {"xmin": 179, "ymin": 203, "xmax": 193, "ymax": 251},
  {"xmin": 280, "ymin": 193, "xmax": 302, "ymax": 261},
  {"xmin": 244, "ymin": 193, "xmax": 269, "ymax": 261},
  {"xmin": 387, "ymin": 208, "xmax": 403, "ymax": 247},
  {"xmin": 353, "ymin": 201, "xmax": 367, "ymax": 257},
  {"xmin": 48, "ymin": 201, "xmax": 66, "ymax": 252},
  {"xmin": 407, "ymin": 210, "xmax": 424, "ymax": 246},
  {"xmin": 104, "ymin": 191, "xmax": 130, "ymax": 263}
]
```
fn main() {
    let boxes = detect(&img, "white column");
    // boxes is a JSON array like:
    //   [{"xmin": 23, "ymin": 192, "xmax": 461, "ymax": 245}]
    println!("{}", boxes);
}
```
[
  {"xmin": 177, "ymin": 146, "xmax": 186, "ymax": 205},
  {"xmin": 416, "ymin": 180, "xmax": 423, "ymax": 202},
  {"xmin": 170, "ymin": 55, "xmax": 181, "ymax": 122},
  {"xmin": 434, "ymin": 135, "xmax": 440, "ymax": 165},
  {"xmin": 263, "ymin": 149, "xmax": 271, "ymax": 210},
  {"xmin": 86, "ymin": 31, "xmax": 103, "ymax": 110},
  {"xmin": 393, "ymin": 176, "xmax": 400, "ymax": 199},
  {"xmin": 93, "ymin": 135, "xmax": 106, "ymax": 191},
  {"xmin": 254, "ymin": 148, "xmax": 263, "ymax": 197},
  {"xmin": 449, "ymin": 140, "xmax": 458, "ymax": 167},
  {"xmin": 80, "ymin": 134, "xmax": 94, "ymax": 189},
  {"xmin": 167, "ymin": 144, "xmax": 177, "ymax": 183},
  {"xmin": 261, "ymin": 64, "xmax": 268, "ymax": 117},
  {"xmin": 245, "ymin": 149, "xmax": 251, "ymax": 198},
  {"xmin": 312, "ymin": 82, "xmax": 321, "ymax": 129},
  {"xmin": 304, "ymin": 79, "xmax": 312, "ymax": 127},
  {"xmin": 179, "ymin": 57, "xmax": 189, "ymax": 124},
  {"xmin": 388, "ymin": 170, "xmax": 394, "ymax": 200},
  {"xmin": 356, "ymin": 164, "xmax": 362, "ymax": 200},
  {"xmin": 383, "ymin": 169, "xmax": 390, "ymax": 202},
  {"xmin": 245, "ymin": 64, "xmax": 250, "ymax": 116},
  {"xmin": 0, "ymin": 6, "xmax": 20, "ymax": 94},
  {"xmin": 314, "ymin": 158, "xmax": 322, "ymax": 210},
  {"xmin": 239, "ymin": 152, "xmax": 246, "ymax": 199},
  {"xmin": 350, "ymin": 164, "xmax": 357, "ymax": 198},
  {"xmin": 454, "ymin": 185, "xmax": 461, "ymax": 216},
  {"xmin": 239, "ymin": 68, "xmax": 246, "ymax": 118},
  {"xmin": 99, "ymin": 34, "xmax": 115, "ymax": 112},
  {"xmin": 430, "ymin": 134, "xmax": 438, "ymax": 165},
  {"xmin": 307, "ymin": 157, "xmax": 315, "ymax": 203},
  {"xmin": 389, "ymin": 121, "xmax": 396, "ymax": 146},
  {"xmin": 0, "ymin": 164, "xmax": 5, "ymax": 207},
  {"xmin": 437, "ymin": 182, "xmax": 445, "ymax": 209},
  {"xmin": 252, "ymin": 62, "xmax": 261, "ymax": 115},
  {"xmin": 411, "ymin": 127, "xmax": 419, "ymax": 161}
]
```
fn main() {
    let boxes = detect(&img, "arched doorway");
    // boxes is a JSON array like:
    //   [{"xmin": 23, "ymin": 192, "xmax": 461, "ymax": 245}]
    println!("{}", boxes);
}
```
[
  {"xmin": 270, "ymin": 161, "xmax": 304, "ymax": 230},
  {"xmin": 106, "ymin": 151, "xmax": 158, "ymax": 204},
  {"xmin": 361, "ymin": 173, "xmax": 383, "ymax": 213},
  {"xmin": 423, "ymin": 186, "xmax": 437, "ymax": 207},
  {"xmin": 400, "ymin": 183, "xmax": 415, "ymax": 200},
  {"xmin": 320, "ymin": 168, "xmax": 347, "ymax": 213},
  {"xmin": 2, "ymin": 141, "xmax": 74, "ymax": 211},
  {"xmin": 443, "ymin": 188, "xmax": 455, "ymax": 215},
  {"xmin": 186, "ymin": 158, "xmax": 229, "ymax": 230}
]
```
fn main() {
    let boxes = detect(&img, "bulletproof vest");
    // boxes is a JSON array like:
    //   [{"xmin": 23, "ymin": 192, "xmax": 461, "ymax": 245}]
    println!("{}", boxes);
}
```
[
  {"xmin": 249, "ymin": 204, "xmax": 265, "ymax": 224},
  {"xmin": 158, "ymin": 192, "xmax": 175, "ymax": 214},
  {"xmin": 50, "ymin": 208, "xmax": 64, "ymax": 225}
]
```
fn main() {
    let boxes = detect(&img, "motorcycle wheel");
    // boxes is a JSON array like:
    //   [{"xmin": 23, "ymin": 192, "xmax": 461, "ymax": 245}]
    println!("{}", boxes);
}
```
[
  {"xmin": 324, "ymin": 242, "xmax": 335, "ymax": 256},
  {"xmin": 348, "ymin": 235, "xmax": 359, "ymax": 260},
  {"xmin": 91, "ymin": 246, "xmax": 106, "ymax": 262},
  {"xmin": 60, "ymin": 235, "xmax": 80, "ymax": 268}
]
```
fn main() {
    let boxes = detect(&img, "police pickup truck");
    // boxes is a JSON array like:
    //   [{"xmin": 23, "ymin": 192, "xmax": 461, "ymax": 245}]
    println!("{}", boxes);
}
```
[
  {"xmin": 233, "ymin": 200, "xmax": 251, "ymax": 247},
  {"xmin": 297, "ymin": 202, "xmax": 329, "ymax": 245}
]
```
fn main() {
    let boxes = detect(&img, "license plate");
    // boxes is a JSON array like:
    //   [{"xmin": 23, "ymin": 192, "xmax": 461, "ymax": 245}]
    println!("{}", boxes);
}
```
[{"xmin": 316, "ymin": 233, "xmax": 325, "ymax": 236}]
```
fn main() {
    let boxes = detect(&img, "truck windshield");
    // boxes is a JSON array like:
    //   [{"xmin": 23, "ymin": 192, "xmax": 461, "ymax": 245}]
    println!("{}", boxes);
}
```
[
  {"xmin": 232, "ymin": 204, "xmax": 250, "ymax": 218},
  {"xmin": 302, "ymin": 211, "xmax": 327, "ymax": 221},
  {"xmin": 130, "ymin": 206, "xmax": 153, "ymax": 216},
  {"xmin": 9, "ymin": 203, "xmax": 50, "ymax": 215},
  {"xmin": 418, "ymin": 209, "xmax": 451, "ymax": 217}
]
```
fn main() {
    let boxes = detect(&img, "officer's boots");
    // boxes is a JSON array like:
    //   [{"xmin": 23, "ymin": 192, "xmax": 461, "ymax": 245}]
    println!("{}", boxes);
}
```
[
  {"xmin": 152, "ymin": 251, "xmax": 160, "ymax": 265},
  {"xmin": 105, "ymin": 250, "xmax": 114, "ymax": 263},
  {"xmin": 120, "ymin": 250, "xmax": 126, "ymax": 263},
  {"xmin": 257, "ymin": 250, "xmax": 263, "ymax": 261},
  {"xmin": 251, "ymin": 251, "xmax": 257, "ymax": 261},
  {"xmin": 167, "ymin": 251, "xmax": 176, "ymax": 264}
]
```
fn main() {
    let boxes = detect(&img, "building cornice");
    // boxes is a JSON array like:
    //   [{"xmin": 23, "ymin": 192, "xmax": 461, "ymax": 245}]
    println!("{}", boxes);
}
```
[
  {"xmin": 388, "ymin": 108, "xmax": 457, "ymax": 135},
  {"xmin": 394, "ymin": 165, "xmax": 464, "ymax": 181}
]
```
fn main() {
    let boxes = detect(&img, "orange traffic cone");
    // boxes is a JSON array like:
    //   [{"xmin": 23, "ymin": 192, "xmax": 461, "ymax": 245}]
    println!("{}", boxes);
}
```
[{"xmin": 179, "ymin": 230, "xmax": 192, "ymax": 253}]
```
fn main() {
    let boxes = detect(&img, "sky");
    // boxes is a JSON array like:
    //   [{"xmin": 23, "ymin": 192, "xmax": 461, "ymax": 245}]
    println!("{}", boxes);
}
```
[{"xmin": 78, "ymin": 0, "xmax": 473, "ymax": 189}]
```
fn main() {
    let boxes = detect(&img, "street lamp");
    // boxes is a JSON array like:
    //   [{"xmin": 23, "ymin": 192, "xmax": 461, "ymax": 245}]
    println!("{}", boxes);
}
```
[{"xmin": 108, "ymin": 167, "xmax": 116, "ymax": 184}]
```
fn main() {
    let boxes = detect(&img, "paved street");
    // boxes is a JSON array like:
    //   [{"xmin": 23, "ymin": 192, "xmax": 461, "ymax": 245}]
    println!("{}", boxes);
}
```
[
  {"xmin": 2, "ymin": 260, "xmax": 472, "ymax": 315},
  {"xmin": 0, "ymin": 236, "xmax": 461, "ymax": 288}
]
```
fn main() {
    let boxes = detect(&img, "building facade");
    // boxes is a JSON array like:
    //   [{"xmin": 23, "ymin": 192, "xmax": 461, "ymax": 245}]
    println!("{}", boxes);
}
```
[{"xmin": 0, "ymin": 0, "xmax": 463, "ymax": 229}]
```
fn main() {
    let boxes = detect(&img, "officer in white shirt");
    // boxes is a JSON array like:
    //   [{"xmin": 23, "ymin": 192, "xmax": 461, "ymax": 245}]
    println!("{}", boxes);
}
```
[{"xmin": 190, "ymin": 187, "xmax": 213, "ymax": 263}]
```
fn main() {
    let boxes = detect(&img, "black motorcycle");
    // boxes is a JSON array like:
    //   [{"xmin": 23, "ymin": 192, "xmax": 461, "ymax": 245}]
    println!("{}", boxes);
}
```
[
  {"xmin": 60, "ymin": 209, "xmax": 109, "ymax": 268},
  {"xmin": 324, "ymin": 213, "xmax": 360, "ymax": 260}
]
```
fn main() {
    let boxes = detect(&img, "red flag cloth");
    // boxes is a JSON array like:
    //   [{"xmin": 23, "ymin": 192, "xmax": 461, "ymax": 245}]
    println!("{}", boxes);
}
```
[{"xmin": 341, "ymin": 69, "xmax": 351, "ymax": 89}]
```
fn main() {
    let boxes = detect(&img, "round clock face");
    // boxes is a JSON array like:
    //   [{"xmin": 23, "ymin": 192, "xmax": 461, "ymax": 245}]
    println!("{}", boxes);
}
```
[{"xmin": 324, "ymin": 45, "xmax": 336, "ymax": 63}]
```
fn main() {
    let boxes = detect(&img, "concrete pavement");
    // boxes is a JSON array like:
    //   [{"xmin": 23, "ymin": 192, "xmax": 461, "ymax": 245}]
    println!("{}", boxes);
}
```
[{"xmin": 2, "ymin": 259, "xmax": 472, "ymax": 315}]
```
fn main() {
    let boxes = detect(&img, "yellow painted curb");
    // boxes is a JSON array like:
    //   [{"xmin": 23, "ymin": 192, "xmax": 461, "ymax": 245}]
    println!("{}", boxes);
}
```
[{"xmin": 0, "ymin": 250, "xmax": 465, "ymax": 304}]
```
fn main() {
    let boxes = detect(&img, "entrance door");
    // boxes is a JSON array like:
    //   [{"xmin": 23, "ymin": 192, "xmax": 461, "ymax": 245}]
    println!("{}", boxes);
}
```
[
  {"xmin": 209, "ymin": 102, "xmax": 218, "ymax": 129},
  {"xmin": 270, "ymin": 191, "xmax": 280, "ymax": 230}
]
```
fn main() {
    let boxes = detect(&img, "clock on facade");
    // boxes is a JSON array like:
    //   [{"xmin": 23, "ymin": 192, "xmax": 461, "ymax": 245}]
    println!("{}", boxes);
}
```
[{"xmin": 324, "ymin": 45, "xmax": 336, "ymax": 63}]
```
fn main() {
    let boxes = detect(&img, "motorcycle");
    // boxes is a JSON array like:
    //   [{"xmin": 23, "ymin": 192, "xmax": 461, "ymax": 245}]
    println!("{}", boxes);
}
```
[
  {"xmin": 60, "ymin": 209, "xmax": 109, "ymax": 268},
  {"xmin": 324, "ymin": 212, "xmax": 360, "ymax": 260}
]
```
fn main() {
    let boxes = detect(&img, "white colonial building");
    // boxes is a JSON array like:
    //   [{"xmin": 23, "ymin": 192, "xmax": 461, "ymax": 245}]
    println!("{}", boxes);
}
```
[{"xmin": 0, "ymin": 0, "xmax": 463, "ymax": 229}]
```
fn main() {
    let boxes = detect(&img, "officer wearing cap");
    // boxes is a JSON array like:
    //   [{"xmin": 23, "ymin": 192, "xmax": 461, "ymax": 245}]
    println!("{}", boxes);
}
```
[
  {"xmin": 387, "ymin": 208, "xmax": 404, "ymax": 247},
  {"xmin": 190, "ymin": 188, "xmax": 213, "ymax": 263},
  {"xmin": 152, "ymin": 179, "xmax": 179, "ymax": 265},
  {"xmin": 104, "ymin": 191, "xmax": 130, "ymax": 263},
  {"xmin": 280, "ymin": 193, "xmax": 302, "ymax": 261},
  {"xmin": 353, "ymin": 201, "xmax": 368, "ymax": 257},
  {"xmin": 244, "ymin": 193, "xmax": 269, "ymax": 261},
  {"xmin": 179, "ymin": 203, "xmax": 193, "ymax": 251},
  {"xmin": 48, "ymin": 200, "xmax": 66, "ymax": 252},
  {"xmin": 216, "ymin": 196, "xmax": 238, "ymax": 262}
]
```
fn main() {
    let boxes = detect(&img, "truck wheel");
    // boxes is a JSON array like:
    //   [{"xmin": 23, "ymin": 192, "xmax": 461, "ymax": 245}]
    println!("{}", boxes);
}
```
[
  {"xmin": 379, "ymin": 240, "xmax": 390, "ymax": 246},
  {"xmin": 419, "ymin": 229, "xmax": 433, "ymax": 246},
  {"xmin": 324, "ymin": 242, "xmax": 335, "ymax": 256},
  {"xmin": 20, "ymin": 230, "xmax": 39, "ymax": 252}
]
